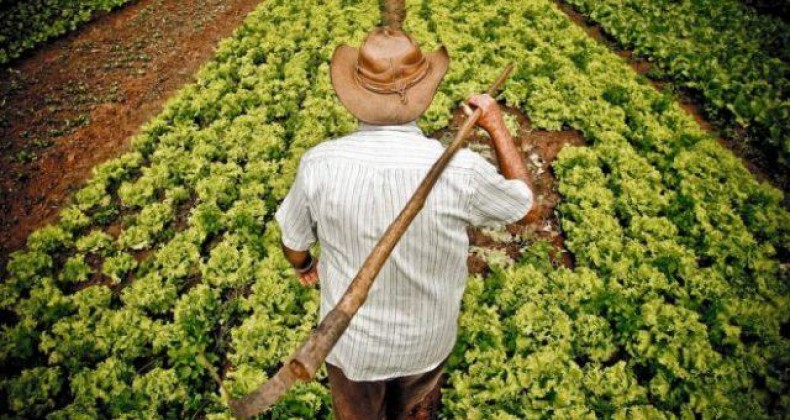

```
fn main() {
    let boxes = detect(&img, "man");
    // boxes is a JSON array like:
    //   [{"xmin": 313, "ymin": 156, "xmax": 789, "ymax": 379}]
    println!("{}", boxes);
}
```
[{"xmin": 274, "ymin": 26, "xmax": 535, "ymax": 419}]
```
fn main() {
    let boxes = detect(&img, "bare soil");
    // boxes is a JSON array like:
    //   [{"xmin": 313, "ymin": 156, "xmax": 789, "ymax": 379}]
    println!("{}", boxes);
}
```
[
  {"xmin": 431, "ymin": 105, "xmax": 587, "ymax": 275},
  {"xmin": 0, "ymin": 0, "xmax": 263, "ymax": 268},
  {"xmin": 554, "ymin": 0, "xmax": 790, "ymax": 208}
]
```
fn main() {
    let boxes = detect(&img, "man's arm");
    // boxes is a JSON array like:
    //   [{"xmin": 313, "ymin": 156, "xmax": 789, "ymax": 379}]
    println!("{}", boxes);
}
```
[
  {"xmin": 274, "ymin": 155, "xmax": 320, "ymax": 287},
  {"xmin": 466, "ymin": 94, "xmax": 538, "ymax": 223}
]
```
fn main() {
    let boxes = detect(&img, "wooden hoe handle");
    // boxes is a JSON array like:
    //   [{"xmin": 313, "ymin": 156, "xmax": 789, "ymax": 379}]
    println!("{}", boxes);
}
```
[{"xmin": 228, "ymin": 63, "xmax": 514, "ymax": 419}]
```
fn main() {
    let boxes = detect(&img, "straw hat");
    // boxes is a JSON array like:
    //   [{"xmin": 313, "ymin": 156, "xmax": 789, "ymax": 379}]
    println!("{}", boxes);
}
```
[{"xmin": 330, "ymin": 27, "xmax": 449, "ymax": 125}]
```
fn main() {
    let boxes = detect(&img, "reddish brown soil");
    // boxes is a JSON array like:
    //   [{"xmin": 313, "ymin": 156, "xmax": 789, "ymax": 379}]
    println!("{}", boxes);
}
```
[
  {"xmin": 554, "ymin": 3, "xmax": 619, "ymax": 49},
  {"xmin": 0, "ymin": 0, "xmax": 263, "ymax": 268},
  {"xmin": 615, "ymin": 50, "xmax": 653, "ymax": 76},
  {"xmin": 432, "ymin": 105, "xmax": 587, "ymax": 275},
  {"xmin": 554, "ymin": 0, "xmax": 790, "ymax": 208}
]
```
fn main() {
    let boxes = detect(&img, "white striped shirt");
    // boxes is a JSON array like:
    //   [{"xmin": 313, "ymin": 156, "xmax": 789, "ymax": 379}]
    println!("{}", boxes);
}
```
[{"xmin": 274, "ymin": 121, "xmax": 532, "ymax": 381}]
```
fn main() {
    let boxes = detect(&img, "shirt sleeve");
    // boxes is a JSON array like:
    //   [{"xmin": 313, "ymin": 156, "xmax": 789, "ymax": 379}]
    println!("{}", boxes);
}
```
[
  {"xmin": 274, "ymin": 158, "xmax": 317, "ymax": 251},
  {"xmin": 467, "ymin": 155, "xmax": 533, "ymax": 228}
]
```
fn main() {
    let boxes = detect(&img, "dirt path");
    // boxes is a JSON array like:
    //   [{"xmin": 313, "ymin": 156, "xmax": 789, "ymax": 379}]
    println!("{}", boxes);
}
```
[
  {"xmin": 0, "ymin": 0, "xmax": 262, "ymax": 266},
  {"xmin": 553, "ymin": 0, "xmax": 790, "ymax": 208}
]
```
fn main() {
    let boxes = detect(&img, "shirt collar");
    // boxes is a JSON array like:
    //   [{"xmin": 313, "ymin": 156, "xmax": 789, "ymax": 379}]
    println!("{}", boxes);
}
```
[{"xmin": 357, "ymin": 120, "xmax": 424, "ymax": 135}]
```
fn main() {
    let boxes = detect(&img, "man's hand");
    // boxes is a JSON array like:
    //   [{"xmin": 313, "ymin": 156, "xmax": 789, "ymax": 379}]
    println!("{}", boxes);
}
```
[
  {"xmin": 465, "ymin": 93, "xmax": 508, "ymax": 136},
  {"xmin": 297, "ymin": 258, "xmax": 319, "ymax": 286},
  {"xmin": 281, "ymin": 241, "xmax": 320, "ymax": 287}
]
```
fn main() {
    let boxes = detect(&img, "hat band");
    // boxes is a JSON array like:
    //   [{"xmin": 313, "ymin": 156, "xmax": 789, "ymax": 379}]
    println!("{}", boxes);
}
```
[{"xmin": 354, "ymin": 56, "xmax": 431, "ymax": 104}]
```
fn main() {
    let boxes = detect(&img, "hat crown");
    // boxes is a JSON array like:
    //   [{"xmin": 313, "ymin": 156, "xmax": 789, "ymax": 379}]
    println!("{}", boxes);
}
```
[
  {"xmin": 329, "ymin": 26, "xmax": 449, "ymax": 125},
  {"xmin": 356, "ymin": 28, "xmax": 428, "ymax": 91}
]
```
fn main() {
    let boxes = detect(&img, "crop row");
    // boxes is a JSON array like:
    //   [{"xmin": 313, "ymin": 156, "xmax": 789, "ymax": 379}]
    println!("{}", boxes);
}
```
[
  {"xmin": 0, "ymin": 0, "xmax": 134, "ymax": 65},
  {"xmin": 0, "ymin": 0, "xmax": 378, "ymax": 417},
  {"xmin": 408, "ymin": 0, "xmax": 789, "ymax": 417},
  {"xmin": 563, "ymin": 0, "xmax": 790, "ymax": 165}
]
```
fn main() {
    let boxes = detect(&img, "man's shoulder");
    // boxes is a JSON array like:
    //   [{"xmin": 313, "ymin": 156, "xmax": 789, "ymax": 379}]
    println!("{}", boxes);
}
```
[
  {"xmin": 453, "ymin": 148, "xmax": 488, "ymax": 170},
  {"xmin": 299, "ymin": 131, "xmax": 489, "ymax": 173},
  {"xmin": 299, "ymin": 131, "xmax": 411, "ymax": 164},
  {"xmin": 299, "ymin": 134, "xmax": 354, "ymax": 165},
  {"xmin": 303, "ymin": 132, "xmax": 368, "ymax": 159}
]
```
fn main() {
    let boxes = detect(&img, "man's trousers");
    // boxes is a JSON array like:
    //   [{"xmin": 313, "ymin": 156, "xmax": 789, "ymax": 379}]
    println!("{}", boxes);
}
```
[{"xmin": 326, "ymin": 358, "xmax": 447, "ymax": 420}]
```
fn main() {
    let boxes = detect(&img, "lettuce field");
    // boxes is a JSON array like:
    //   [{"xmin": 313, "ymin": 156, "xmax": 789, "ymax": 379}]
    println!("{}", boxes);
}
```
[
  {"xmin": 1, "ymin": 0, "xmax": 788, "ymax": 418},
  {"xmin": 0, "ymin": 0, "xmax": 135, "ymax": 65},
  {"xmin": 564, "ymin": 0, "xmax": 790, "ymax": 167}
]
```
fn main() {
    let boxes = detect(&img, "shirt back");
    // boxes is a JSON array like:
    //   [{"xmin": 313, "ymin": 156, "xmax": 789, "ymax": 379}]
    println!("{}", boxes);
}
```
[{"xmin": 274, "ymin": 121, "xmax": 532, "ymax": 381}]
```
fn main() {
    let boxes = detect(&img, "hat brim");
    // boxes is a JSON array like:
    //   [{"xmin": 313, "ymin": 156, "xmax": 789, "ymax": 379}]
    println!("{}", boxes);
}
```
[{"xmin": 330, "ymin": 44, "xmax": 449, "ymax": 125}]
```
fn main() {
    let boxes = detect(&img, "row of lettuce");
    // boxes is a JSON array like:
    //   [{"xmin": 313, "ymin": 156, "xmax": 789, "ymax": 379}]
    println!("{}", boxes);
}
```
[
  {"xmin": 0, "ymin": 0, "xmax": 134, "ymax": 65},
  {"xmin": 563, "ymin": 0, "xmax": 790, "ymax": 166},
  {"xmin": 0, "ymin": 0, "xmax": 378, "ymax": 417},
  {"xmin": 407, "ymin": 0, "xmax": 789, "ymax": 417},
  {"xmin": 1, "ymin": 0, "xmax": 788, "ymax": 418}
]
